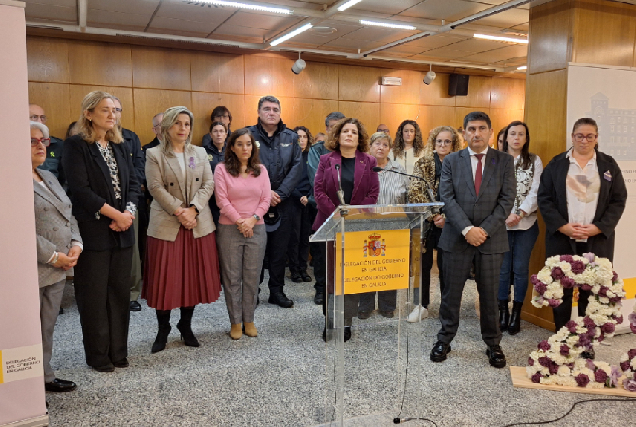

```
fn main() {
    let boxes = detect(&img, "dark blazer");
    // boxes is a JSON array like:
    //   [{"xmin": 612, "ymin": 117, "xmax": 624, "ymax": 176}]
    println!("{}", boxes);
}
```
[
  {"xmin": 438, "ymin": 147, "xmax": 516, "ymax": 254},
  {"xmin": 312, "ymin": 150, "xmax": 380, "ymax": 231},
  {"xmin": 122, "ymin": 128, "xmax": 145, "ymax": 203},
  {"xmin": 538, "ymin": 150, "xmax": 626, "ymax": 261},
  {"xmin": 62, "ymin": 134, "xmax": 140, "ymax": 251}
]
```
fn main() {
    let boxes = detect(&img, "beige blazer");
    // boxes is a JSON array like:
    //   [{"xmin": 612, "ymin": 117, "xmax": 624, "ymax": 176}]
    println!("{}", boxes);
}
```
[
  {"xmin": 34, "ymin": 169, "xmax": 82, "ymax": 288},
  {"xmin": 146, "ymin": 144, "xmax": 215, "ymax": 241}
]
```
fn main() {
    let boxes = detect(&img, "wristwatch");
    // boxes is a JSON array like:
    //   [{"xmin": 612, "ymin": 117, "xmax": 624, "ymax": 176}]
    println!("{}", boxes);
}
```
[{"xmin": 253, "ymin": 214, "xmax": 260, "ymax": 220}]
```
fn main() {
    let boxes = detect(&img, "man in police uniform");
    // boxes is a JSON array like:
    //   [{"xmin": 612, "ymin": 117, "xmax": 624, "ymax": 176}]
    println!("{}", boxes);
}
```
[
  {"xmin": 30, "ymin": 104, "xmax": 65, "ymax": 187},
  {"xmin": 248, "ymin": 96, "xmax": 302, "ymax": 308}
]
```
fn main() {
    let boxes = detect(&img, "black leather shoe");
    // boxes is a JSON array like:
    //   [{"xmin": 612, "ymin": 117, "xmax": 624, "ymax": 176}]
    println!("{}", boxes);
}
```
[
  {"xmin": 129, "ymin": 301, "xmax": 141, "ymax": 311},
  {"xmin": 92, "ymin": 363, "xmax": 115, "ymax": 373},
  {"xmin": 314, "ymin": 291, "xmax": 325, "ymax": 305},
  {"xmin": 486, "ymin": 345, "xmax": 507, "ymax": 369},
  {"xmin": 322, "ymin": 327, "xmax": 327, "ymax": 342},
  {"xmin": 269, "ymin": 292, "xmax": 294, "ymax": 308},
  {"xmin": 430, "ymin": 341, "xmax": 451, "ymax": 362},
  {"xmin": 113, "ymin": 358, "xmax": 129, "ymax": 368},
  {"xmin": 301, "ymin": 271, "xmax": 312, "ymax": 282},
  {"xmin": 58, "ymin": 307, "xmax": 64, "ymax": 315},
  {"xmin": 45, "ymin": 378, "xmax": 77, "ymax": 392},
  {"xmin": 344, "ymin": 327, "xmax": 352, "ymax": 342},
  {"xmin": 291, "ymin": 271, "xmax": 302, "ymax": 282}
]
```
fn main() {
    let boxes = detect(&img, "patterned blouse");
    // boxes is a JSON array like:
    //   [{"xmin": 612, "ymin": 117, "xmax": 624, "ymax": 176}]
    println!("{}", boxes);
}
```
[
  {"xmin": 95, "ymin": 142, "xmax": 136, "ymax": 218},
  {"xmin": 376, "ymin": 159, "xmax": 409, "ymax": 205}
]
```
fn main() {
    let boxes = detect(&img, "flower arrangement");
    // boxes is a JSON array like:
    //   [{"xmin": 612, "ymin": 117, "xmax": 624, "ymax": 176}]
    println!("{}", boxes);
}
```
[
  {"xmin": 526, "ymin": 253, "xmax": 635, "ymax": 390},
  {"xmin": 620, "ymin": 349, "xmax": 636, "ymax": 392}
]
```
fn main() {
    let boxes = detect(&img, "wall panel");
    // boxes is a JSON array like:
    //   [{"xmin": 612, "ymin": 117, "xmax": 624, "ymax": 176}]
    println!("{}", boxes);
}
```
[
  {"xmin": 338, "ymin": 101, "xmax": 380, "ymax": 132},
  {"xmin": 191, "ymin": 92, "xmax": 246, "ymax": 143},
  {"xmin": 490, "ymin": 108, "xmax": 525, "ymax": 137},
  {"xmin": 191, "ymin": 51, "xmax": 244, "ymax": 94},
  {"xmin": 490, "ymin": 77, "xmax": 526, "ymax": 110},
  {"xmin": 132, "ymin": 47, "xmax": 191, "ymax": 91},
  {"xmin": 380, "ymin": 69, "xmax": 423, "ymax": 106},
  {"xmin": 133, "ymin": 89, "xmax": 193, "ymax": 145},
  {"xmin": 338, "ymin": 65, "xmax": 381, "ymax": 103},
  {"xmin": 420, "ymin": 73, "xmax": 456, "ymax": 107},
  {"xmin": 68, "ymin": 42, "xmax": 132, "ymax": 87},
  {"xmin": 244, "ymin": 55, "xmax": 295, "ymax": 98},
  {"xmin": 455, "ymin": 75, "xmax": 492, "ymax": 109},
  {"xmin": 27, "ymin": 82, "xmax": 71, "ymax": 139},
  {"xmin": 26, "ymin": 38, "xmax": 69, "ymax": 83}
]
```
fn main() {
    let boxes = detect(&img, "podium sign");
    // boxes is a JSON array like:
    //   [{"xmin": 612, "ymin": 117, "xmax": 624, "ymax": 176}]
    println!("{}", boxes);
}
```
[{"xmin": 335, "ymin": 229, "xmax": 410, "ymax": 294}]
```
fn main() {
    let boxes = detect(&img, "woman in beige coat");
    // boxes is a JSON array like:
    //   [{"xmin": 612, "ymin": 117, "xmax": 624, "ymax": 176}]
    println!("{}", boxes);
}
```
[{"xmin": 143, "ymin": 106, "xmax": 221, "ymax": 353}]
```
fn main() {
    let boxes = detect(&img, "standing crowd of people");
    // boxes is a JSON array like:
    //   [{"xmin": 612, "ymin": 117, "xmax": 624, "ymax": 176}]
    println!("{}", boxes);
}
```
[{"xmin": 31, "ymin": 90, "xmax": 626, "ymax": 394}]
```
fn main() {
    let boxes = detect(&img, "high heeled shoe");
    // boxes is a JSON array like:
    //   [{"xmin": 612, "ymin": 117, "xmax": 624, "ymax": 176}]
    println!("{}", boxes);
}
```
[{"xmin": 177, "ymin": 307, "xmax": 200, "ymax": 347}]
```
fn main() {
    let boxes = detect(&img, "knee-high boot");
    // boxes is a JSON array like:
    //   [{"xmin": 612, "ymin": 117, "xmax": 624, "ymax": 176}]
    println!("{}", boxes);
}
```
[
  {"xmin": 498, "ymin": 300, "xmax": 509, "ymax": 333},
  {"xmin": 508, "ymin": 301, "xmax": 523, "ymax": 335},
  {"xmin": 152, "ymin": 310, "xmax": 171, "ymax": 354},
  {"xmin": 177, "ymin": 306, "xmax": 200, "ymax": 347}
]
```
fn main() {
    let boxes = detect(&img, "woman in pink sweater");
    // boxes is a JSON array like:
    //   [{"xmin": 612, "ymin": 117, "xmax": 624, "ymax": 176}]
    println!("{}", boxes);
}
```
[{"xmin": 214, "ymin": 128, "xmax": 271, "ymax": 340}]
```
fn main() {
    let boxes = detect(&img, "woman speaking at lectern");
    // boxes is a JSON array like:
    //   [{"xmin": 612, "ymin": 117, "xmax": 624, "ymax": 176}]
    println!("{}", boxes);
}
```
[{"xmin": 313, "ymin": 118, "xmax": 379, "ymax": 342}]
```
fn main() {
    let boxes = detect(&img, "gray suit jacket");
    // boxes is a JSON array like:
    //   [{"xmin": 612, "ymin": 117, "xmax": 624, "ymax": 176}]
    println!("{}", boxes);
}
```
[
  {"xmin": 145, "ymin": 144, "xmax": 215, "ymax": 242},
  {"xmin": 34, "ymin": 169, "xmax": 82, "ymax": 288},
  {"xmin": 438, "ymin": 147, "xmax": 515, "ymax": 254}
]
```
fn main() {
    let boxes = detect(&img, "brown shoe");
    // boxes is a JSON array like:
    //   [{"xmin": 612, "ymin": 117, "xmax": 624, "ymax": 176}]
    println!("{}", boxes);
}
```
[
  {"xmin": 244, "ymin": 322, "xmax": 258, "ymax": 337},
  {"xmin": 230, "ymin": 323, "xmax": 242, "ymax": 340}
]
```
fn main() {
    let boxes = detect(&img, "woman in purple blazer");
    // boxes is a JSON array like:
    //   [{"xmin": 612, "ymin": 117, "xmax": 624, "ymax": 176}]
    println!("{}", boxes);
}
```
[{"xmin": 313, "ymin": 118, "xmax": 380, "ymax": 342}]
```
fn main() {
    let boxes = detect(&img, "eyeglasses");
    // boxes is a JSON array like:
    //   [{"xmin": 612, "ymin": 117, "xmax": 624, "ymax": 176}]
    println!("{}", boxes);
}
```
[
  {"xmin": 31, "ymin": 137, "xmax": 51, "ymax": 147},
  {"xmin": 30, "ymin": 115, "xmax": 47, "ymax": 122},
  {"xmin": 435, "ymin": 139, "xmax": 452, "ymax": 146},
  {"xmin": 115, "ymin": 108, "xmax": 122, "ymax": 113},
  {"xmin": 573, "ymin": 133, "xmax": 597, "ymax": 142}
]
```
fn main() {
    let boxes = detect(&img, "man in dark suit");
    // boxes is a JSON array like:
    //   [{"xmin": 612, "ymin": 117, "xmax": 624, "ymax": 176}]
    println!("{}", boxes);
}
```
[
  {"xmin": 431, "ymin": 111, "xmax": 516, "ymax": 368},
  {"xmin": 30, "ymin": 104, "xmax": 65, "ymax": 187}
]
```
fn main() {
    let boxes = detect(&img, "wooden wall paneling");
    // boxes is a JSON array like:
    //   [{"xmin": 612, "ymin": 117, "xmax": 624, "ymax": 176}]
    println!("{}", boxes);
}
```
[
  {"xmin": 338, "ymin": 65, "xmax": 381, "ymax": 103},
  {"xmin": 338, "ymin": 101, "xmax": 380, "ymax": 134},
  {"xmin": 191, "ymin": 92, "xmax": 246, "ymax": 144},
  {"xmin": 26, "ymin": 37, "xmax": 69, "ymax": 83},
  {"xmin": 285, "ymin": 99, "xmax": 340, "ymax": 135},
  {"xmin": 527, "ymin": 0, "xmax": 574, "ymax": 74},
  {"xmin": 489, "ymin": 108, "xmax": 525, "ymax": 138},
  {"xmin": 490, "ymin": 77, "xmax": 526, "ymax": 110},
  {"xmin": 380, "ymin": 69, "xmax": 422, "ymax": 106},
  {"xmin": 418, "ymin": 106, "xmax": 458, "ymax": 136},
  {"xmin": 454, "ymin": 75, "xmax": 492, "ymax": 109},
  {"xmin": 419, "ymin": 72, "xmax": 456, "ymax": 107},
  {"xmin": 379, "ymin": 103, "xmax": 422, "ymax": 138},
  {"xmin": 190, "ymin": 51, "xmax": 244, "ymax": 94},
  {"xmin": 133, "ymin": 89, "xmax": 193, "ymax": 146},
  {"xmin": 27, "ymin": 82, "xmax": 71, "ymax": 140},
  {"xmin": 571, "ymin": 0, "xmax": 636, "ymax": 67},
  {"xmin": 293, "ymin": 61, "xmax": 339, "ymax": 101},
  {"xmin": 455, "ymin": 107, "xmax": 491, "ymax": 129},
  {"xmin": 132, "ymin": 46, "xmax": 191, "ymax": 91},
  {"xmin": 69, "ymin": 85, "xmax": 134, "ymax": 130},
  {"xmin": 68, "ymin": 41, "xmax": 132, "ymax": 87},
  {"xmin": 244, "ymin": 54, "xmax": 296, "ymax": 98}
]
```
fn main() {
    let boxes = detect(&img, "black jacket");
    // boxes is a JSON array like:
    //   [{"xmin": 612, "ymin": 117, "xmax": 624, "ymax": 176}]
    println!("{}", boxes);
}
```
[
  {"xmin": 202, "ymin": 137, "xmax": 226, "ymax": 222},
  {"xmin": 122, "ymin": 128, "xmax": 145, "ymax": 203},
  {"xmin": 291, "ymin": 151, "xmax": 311, "ymax": 204},
  {"xmin": 62, "ymin": 135, "xmax": 140, "ymax": 251},
  {"xmin": 538, "ymin": 150, "xmax": 627, "ymax": 261},
  {"xmin": 142, "ymin": 137, "xmax": 161, "ymax": 203},
  {"xmin": 248, "ymin": 119, "xmax": 302, "ymax": 202},
  {"xmin": 38, "ymin": 136, "xmax": 65, "ymax": 187}
]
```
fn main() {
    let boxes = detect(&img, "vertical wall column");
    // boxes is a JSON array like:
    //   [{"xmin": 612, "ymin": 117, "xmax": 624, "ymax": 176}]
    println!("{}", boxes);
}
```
[
  {"xmin": 523, "ymin": 0, "xmax": 636, "ymax": 330},
  {"xmin": 0, "ymin": 1, "xmax": 48, "ymax": 425}
]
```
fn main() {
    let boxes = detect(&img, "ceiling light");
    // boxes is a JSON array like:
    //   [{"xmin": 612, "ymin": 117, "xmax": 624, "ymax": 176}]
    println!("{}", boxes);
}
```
[
  {"xmin": 187, "ymin": 1, "xmax": 291, "ymax": 15},
  {"xmin": 517, "ymin": 66, "xmax": 527, "ymax": 71},
  {"xmin": 359, "ymin": 20, "xmax": 416, "ymax": 30},
  {"xmin": 270, "ymin": 23, "xmax": 313, "ymax": 47},
  {"xmin": 338, "ymin": 0, "xmax": 364, "ymax": 12},
  {"xmin": 474, "ymin": 33, "xmax": 528, "ymax": 44}
]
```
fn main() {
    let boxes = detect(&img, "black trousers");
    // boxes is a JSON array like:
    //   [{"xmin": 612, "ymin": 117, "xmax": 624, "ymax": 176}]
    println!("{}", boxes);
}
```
[
  {"xmin": 437, "ymin": 248, "xmax": 504, "ymax": 347},
  {"xmin": 552, "ymin": 242, "xmax": 591, "ymax": 331},
  {"xmin": 74, "ymin": 246, "xmax": 132, "ymax": 367},
  {"xmin": 418, "ymin": 246, "xmax": 445, "ymax": 307},
  {"xmin": 287, "ymin": 202, "xmax": 314, "ymax": 274},
  {"xmin": 260, "ymin": 200, "xmax": 294, "ymax": 294}
]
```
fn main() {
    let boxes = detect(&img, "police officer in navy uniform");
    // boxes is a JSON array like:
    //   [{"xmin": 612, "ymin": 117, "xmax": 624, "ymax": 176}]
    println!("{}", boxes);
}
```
[
  {"xmin": 248, "ymin": 96, "xmax": 302, "ymax": 308},
  {"xmin": 30, "ymin": 104, "xmax": 65, "ymax": 187},
  {"xmin": 203, "ymin": 121, "xmax": 227, "ymax": 224}
]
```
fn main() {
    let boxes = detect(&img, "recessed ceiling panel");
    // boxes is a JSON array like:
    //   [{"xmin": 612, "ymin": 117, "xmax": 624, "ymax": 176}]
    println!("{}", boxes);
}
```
[
  {"xmin": 89, "ymin": 0, "xmax": 161, "ymax": 15},
  {"xmin": 348, "ymin": 0, "xmax": 425, "ymax": 15},
  {"xmin": 477, "ymin": 8, "xmax": 529, "ymax": 28},
  {"xmin": 87, "ymin": 9, "xmax": 152, "ymax": 28},
  {"xmin": 25, "ymin": 2, "xmax": 77, "ymax": 23},
  {"xmin": 156, "ymin": 1, "xmax": 236, "ymax": 23},
  {"xmin": 223, "ymin": 11, "xmax": 302, "ymax": 30},
  {"xmin": 149, "ymin": 16, "xmax": 219, "ymax": 34},
  {"xmin": 463, "ymin": 44, "xmax": 528, "ymax": 63},
  {"xmin": 23, "ymin": 0, "xmax": 76, "ymax": 7},
  {"xmin": 438, "ymin": 38, "xmax": 516, "ymax": 53},
  {"xmin": 398, "ymin": 0, "xmax": 491, "ymax": 22}
]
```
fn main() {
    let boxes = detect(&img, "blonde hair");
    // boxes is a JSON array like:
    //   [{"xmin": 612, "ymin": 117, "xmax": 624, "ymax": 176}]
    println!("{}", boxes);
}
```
[
  {"xmin": 75, "ymin": 91, "xmax": 123, "ymax": 144},
  {"xmin": 160, "ymin": 106, "xmax": 194, "ymax": 155},
  {"xmin": 423, "ymin": 126, "xmax": 462, "ymax": 157},
  {"xmin": 369, "ymin": 131, "xmax": 392, "ymax": 149}
]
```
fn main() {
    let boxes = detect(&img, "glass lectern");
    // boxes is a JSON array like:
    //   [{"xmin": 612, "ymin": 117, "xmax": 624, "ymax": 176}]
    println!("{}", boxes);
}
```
[{"xmin": 311, "ymin": 203, "xmax": 443, "ymax": 426}]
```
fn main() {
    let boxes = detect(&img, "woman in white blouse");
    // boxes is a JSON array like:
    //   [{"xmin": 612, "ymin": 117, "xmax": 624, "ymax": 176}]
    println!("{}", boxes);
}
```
[
  {"xmin": 392, "ymin": 120, "xmax": 426, "ymax": 175},
  {"xmin": 497, "ymin": 121, "xmax": 543, "ymax": 335}
]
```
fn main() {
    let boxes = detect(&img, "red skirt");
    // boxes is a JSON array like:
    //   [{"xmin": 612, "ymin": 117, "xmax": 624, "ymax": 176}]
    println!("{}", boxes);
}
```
[{"xmin": 143, "ymin": 227, "xmax": 221, "ymax": 311}]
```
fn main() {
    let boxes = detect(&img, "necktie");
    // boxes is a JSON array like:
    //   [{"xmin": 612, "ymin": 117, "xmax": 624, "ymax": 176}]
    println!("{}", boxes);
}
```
[{"xmin": 474, "ymin": 153, "xmax": 484, "ymax": 195}]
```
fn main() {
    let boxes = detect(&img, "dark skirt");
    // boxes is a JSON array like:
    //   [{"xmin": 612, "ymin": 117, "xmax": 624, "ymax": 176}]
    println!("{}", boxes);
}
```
[{"xmin": 143, "ymin": 227, "xmax": 221, "ymax": 311}]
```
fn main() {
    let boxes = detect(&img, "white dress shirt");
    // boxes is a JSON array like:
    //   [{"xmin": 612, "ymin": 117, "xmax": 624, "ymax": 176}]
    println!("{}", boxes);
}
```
[
  {"xmin": 462, "ymin": 146, "xmax": 489, "ymax": 236},
  {"xmin": 565, "ymin": 150, "xmax": 600, "ymax": 242}
]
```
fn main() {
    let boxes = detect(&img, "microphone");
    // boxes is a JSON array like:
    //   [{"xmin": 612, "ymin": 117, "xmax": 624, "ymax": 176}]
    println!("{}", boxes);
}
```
[
  {"xmin": 373, "ymin": 166, "xmax": 437, "ymax": 205},
  {"xmin": 335, "ymin": 164, "xmax": 345, "ymax": 205}
]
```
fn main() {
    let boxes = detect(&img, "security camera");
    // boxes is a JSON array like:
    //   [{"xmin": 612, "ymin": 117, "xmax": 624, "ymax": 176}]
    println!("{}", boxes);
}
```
[
  {"xmin": 291, "ymin": 59, "xmax": 306, "ymax": 75},
  {"xmin": 423, "ymin": 71, "xmax": 437, "ymax": 85}
]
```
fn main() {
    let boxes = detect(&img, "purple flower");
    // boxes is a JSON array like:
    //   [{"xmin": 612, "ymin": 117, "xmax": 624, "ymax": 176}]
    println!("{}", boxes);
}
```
[
  {"xmin": 551, "ymin": 267, "xmax": 565, "ymax": 280},
  {"xmin": 538, "ymin": 340, "xmax": 551, "ymax": 351},
  {"xmin": 598, "ymin": 287, "xmax": 608, "ymax": 297},
  {"xmin": 531, "ymin": 372, "xmax": 542, "ymax": 384},
  {"xmin": 560, "ymin": 255, "xmax": 574, "ymax": 263},
  {"xmin": 538, "ymin": 356, "xmax": 551, "ymax": 368},
  {"xmin": 598, "ymin": 332, "xmax": 605, "ymax": 343},
  {"xmin": 620, "ymin": 361, "xmax": 631, "ymax": 372},
  {"xmin": 609, "ymin": 297, "xmax": 622, "ymax": 303},
  {"xmin": 528, "ymin": 357, "xmax": 534, "ymax": 366},
  {"xmin": 575, "ymin": 373, "xmax": 590, "ymax": 387},
  {"xmin": 566, "ymin": 320, "xmax": 577, "ymax": 334},
  {"xmin": 583, "ymin": 317, "xmax": 596, "ymax": 329},
  {"xmin": 628, "ymin": 313, "xmax": 636, "ymax": 326},
  {"xmin": 580, "ymin": 283, "xmax": 593, "ymax": 292},
  {"xmin": 586, "ymin": 359, "xmax": 596, "ymax": 370},
  {"xmin": 535, "ymin": 282, "xmax": 547, "ymax": 294},
  {"xmin": 628, "ymin": 349, "xmax": 636, "ymax": 359},
  {"xmin": 614, "ymin": 315, "xmax": 623, "ymax": 325},
  {"xmin": 583, "ymin": 253, "xmax": 596, "ymax": 263},
  {"xmin": 601, "ymin": 322, "xmax": 615, "ymax": 334},
  {"xmin": 530, "ymin": 274, "xmax": 540, "ymax": 285},
  {"xmin": 610, "ymin": 366, "xmax": 622, "ymax": 387},
  {"xmin": 548, "ymin": 361, "xmax": 559, "ymax": 375},
  {"xmin": 624, "ymin": 379, "xmax": 636, "ymax": 392},
  {"xmin": 612, "ymin": 271, "xmax": 618, "ymax": 282},
  {"xmin": 560, "ymin": 345, "xmax": 570, "ymax": 356},
  {"xmin": 560, "ymin": 277, "xmax": 576, "ymax": 289},
  {"xmin": 548, "ymin": 299, "xmax": 560, "ymax": 308},
  {"xmin": 570, "ymin": 260, "xmax": 586, "ymax": 274},
  {"xmin": 188, "ymin": 156, "xmax": 196, "ymax": 169},
  {"xmin": 578, "ymin": 334, "xmax": 591, "ymax": 348},
  {"xmin": 594, "ymin": 369, "xmax": 608, "ymax": 384}
]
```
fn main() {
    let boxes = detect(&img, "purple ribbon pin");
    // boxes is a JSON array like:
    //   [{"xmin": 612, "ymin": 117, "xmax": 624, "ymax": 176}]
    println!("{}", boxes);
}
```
[
  {"xmin": 604, "ymin": 170, "xmax": 612, "ymax": 181},
  {"xmin": 188, "ymin": 156, "xmax": 196, "ymax": 169},
  {"xmin": 491, "ymin": 158, "xmax": 496, "ymax": 165}
]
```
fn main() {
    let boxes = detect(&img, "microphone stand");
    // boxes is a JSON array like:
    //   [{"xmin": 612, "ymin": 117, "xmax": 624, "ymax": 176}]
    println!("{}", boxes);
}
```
[
  {"xmin": 334, "ymin": 164, "xmax": 348, "ymax": 216},
  {"xmin": 372, "ymin": 166, "xmax": 439, "ymax": 212}
]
